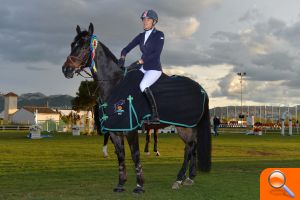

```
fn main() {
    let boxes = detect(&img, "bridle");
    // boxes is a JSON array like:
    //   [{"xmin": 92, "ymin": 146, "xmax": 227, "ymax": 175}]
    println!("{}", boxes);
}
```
[
  {"xmin": 66, "ymin": 35, "xmax": 125, "ymax": 82},
  {"xmin": 65, "ymin": 34, "xmax": 125, "ymax": 104},
  {"xmin": 65, "ymin": 35, "xmax": 106, "ymax": 80},
  {"xmin": 64, "ymin": 45, "xmax": 91, "ymax": 77}
]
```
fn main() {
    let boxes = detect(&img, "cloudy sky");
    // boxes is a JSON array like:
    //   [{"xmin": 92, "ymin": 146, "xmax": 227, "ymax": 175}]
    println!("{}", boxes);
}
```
[{"xmin": 0, "ymin": 0, "xmax": 300, "ymax": 107}]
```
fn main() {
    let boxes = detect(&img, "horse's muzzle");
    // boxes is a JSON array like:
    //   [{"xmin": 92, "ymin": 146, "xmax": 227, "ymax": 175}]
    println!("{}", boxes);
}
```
[{"xmin": 62, "ymin": 66, "xmax": 75, "ymax": 79}]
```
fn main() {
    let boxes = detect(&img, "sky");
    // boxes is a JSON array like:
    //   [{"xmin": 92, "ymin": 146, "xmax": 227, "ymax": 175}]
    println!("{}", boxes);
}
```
[{"xmin": 0, "ymin": 0, "xmax": 300, "ymax": 107}]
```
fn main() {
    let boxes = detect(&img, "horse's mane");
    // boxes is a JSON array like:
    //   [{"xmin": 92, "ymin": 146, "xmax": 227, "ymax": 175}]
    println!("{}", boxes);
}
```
[
  {"xmin": 98, "ymin": 42, "xmax": 118, "ymax": 64},
  {"xmin": 74, "ymin": 30, "xmax": 118, "ymax": 64}
]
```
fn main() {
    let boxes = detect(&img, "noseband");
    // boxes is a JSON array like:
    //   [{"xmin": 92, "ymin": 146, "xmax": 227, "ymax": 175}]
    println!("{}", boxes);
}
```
[{"xmin": 64, "ymin": 46, "xmax": 90, "ymax": 71}]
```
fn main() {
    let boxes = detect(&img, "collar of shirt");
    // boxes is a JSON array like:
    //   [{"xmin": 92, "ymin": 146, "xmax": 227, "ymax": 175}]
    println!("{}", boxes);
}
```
[{"xmin": 144, "ymin": 28, "xmax": 154, "ymax": 44}]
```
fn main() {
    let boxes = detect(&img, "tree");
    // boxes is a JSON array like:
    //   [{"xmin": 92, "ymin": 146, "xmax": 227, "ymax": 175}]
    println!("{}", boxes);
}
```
[
  {"xmin": 71, "ymin": 80, "xmax": 100, "ymax": 135},
  {"xmin": 60, "ymin": 111, "xmax": 81, "ymax": 131},
  {"xmin": 71, "ymin": 80, "xmax": 99, "ymax": 112}
]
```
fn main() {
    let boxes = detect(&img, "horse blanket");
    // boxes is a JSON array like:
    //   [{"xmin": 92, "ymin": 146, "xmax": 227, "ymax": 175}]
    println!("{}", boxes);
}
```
[{"xmin": 99, "ymin": 70, "xmax": 207, "ymax": 132}]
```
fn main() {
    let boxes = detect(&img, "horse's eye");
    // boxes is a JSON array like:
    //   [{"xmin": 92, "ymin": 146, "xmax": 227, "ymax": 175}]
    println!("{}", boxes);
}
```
[
  {"xmin": 75, "ymin": 41, "xmax": 81, "ymax": 46},
  {"xmin": 71, "ymin": 40, "xmax": 79, "ymax": 47}
]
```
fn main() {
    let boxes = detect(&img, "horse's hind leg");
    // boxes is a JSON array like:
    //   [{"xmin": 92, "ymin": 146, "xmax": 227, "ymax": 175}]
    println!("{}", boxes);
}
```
[
  {"xmin": 183, "ymin": 133, "xmax": 197, "ymax": 186},
  {"xmin": 172, "ymin": 127, "xmax": 196, "ymax": 189},
  {"xmin": 126, "ymin": 131, "xmax": 145, "ymax": 193},
  {"xmin": 110, "ymin": 132, "xmax": 127, "ymax": 192},
  {"xmin": 153, "ymin": 129, "xmax": 160, "ymax": 156},
  {"xmin": 144, "ymin": 129, "xmax": 150, "ymax": 156},
  {"xmin": 189, "ymin": 141, "xmax": 197, "ymax": 178}
]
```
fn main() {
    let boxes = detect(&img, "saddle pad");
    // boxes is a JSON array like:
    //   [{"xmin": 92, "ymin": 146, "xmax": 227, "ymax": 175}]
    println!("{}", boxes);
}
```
[{"xmin": 99, "ymin": 70, "xmax": 207, "ymax": 132}]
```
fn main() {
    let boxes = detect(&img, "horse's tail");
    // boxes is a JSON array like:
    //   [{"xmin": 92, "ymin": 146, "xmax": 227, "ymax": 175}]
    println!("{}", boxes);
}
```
[{"xmin": 196, "ymin": 94, "xmax": 211, "ymax": 172}]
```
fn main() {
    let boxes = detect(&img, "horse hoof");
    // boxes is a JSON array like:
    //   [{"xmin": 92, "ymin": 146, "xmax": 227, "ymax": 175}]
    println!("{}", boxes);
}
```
[
  {"xmin": 182, "ymin": 178, "xmax": 194, "ymax": 186},
  {"xmin": 133, "ymin": 186, "xmax": 145, "ymax": 194},
  {"xmin": 172, "ymin": 181, "xmax": 182, "ymax": 190},
  {"xmin": 145, "ymin": 152, "xmax": 150, "ymax": 156},
  {"xmin": 102, "ymin": 146, "xmax": 108, "ymax": 158},
  {"xmin": 155, "ymin": 151, "xmax": 160, "ymax": 156},
  {"xmin": 113, "ymin": 185, "xmax": 125, "ymax": 193}
]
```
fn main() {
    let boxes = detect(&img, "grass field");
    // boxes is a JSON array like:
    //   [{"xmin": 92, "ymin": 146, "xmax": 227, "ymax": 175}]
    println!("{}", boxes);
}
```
[{"xmin": 1, "ymin": 129, "xmax": 300, "ymax": 200}]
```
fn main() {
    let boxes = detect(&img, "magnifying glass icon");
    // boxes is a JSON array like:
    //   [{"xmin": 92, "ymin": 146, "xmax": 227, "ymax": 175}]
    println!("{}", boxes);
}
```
[{"xmin": 268, "ymin": 170, "xmax": 295, "ymax": 198}]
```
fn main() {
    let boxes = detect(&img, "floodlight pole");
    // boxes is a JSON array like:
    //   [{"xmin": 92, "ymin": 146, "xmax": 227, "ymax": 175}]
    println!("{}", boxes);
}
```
[{"xmin": 237, "ymin": 72, "xmax": 246, "ymax": 116}]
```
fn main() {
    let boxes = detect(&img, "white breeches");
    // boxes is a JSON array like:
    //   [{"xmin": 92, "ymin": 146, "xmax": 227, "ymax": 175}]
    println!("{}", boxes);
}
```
[{"xmin": 139, "ymin": 66, "xmax": 162, "ymax": 92}]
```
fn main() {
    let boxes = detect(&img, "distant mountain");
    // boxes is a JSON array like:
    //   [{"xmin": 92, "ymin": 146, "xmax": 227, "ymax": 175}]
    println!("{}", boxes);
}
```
[
  {"xmin": 19, "ymin": 92, "xmax": 47, "ymax": 100},
  {"xmin": 0, "ymin": 92, "xmax": 74, "ymax": 111}
]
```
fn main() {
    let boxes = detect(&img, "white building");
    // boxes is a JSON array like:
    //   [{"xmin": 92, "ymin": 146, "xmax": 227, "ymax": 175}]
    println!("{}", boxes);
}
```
[
  {"xmin": 11, "ymin": 106, "xmax": 60, "ymax": 124},
  {"xmin": 3, "ymin": 92, "xmax": 18, "ymax": 122},
  {"xmin": 1, "ymin": 92, "xmax": 95, "ymax": 132}
]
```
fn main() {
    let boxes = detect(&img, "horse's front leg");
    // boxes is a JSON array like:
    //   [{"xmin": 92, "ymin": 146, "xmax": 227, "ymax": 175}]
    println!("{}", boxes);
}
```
[
  {"xmin": 126, "ymin": 131, "xmax": 145, "ymax": 193},
  {"xmin": 102, "ymin": 133, "xmax": 110, "ymax": 158},
  {"xmin": 110, "ymin": 132, "xmax": 127, "ymax": 192}
]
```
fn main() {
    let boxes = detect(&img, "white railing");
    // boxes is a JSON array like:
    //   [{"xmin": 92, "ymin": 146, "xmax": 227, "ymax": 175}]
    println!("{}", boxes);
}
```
[{"xmin": 0, "ymin": 125, "xmax": 30, "ymax": 130}]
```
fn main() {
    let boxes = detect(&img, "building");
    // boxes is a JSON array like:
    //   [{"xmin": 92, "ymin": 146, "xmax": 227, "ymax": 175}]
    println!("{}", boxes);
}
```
[
  {"xmin": 1, "ymin": 92, "xmax": 95, "ymax": 132},
  {"xmin": 11, "ymin": 106, "xmax": 60, "ymax": 124},
  {"xmin": 0, "ymin": 92, "xmax": 60, "ymax": 125},
  {"xmin": 3, "ymin": 92, "xmax": 18, "ymax": 122}
]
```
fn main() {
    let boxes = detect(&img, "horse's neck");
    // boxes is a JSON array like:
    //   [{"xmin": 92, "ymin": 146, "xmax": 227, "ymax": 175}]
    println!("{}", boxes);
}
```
[{"xmin": 94, "ymin": 43, "xmax": 122, "ymax": 101}]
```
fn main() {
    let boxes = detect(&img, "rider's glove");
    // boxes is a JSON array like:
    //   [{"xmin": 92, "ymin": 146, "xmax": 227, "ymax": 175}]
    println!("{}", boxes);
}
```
[{"xmin": 118, "ymin": 57, "xmax": 125, "ymax": 69}]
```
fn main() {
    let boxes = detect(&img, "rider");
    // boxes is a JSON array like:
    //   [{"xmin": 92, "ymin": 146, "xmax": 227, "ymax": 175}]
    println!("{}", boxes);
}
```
[{"xmin": 118, "ymin": 9, "xmax": 164, "ymax": 124}]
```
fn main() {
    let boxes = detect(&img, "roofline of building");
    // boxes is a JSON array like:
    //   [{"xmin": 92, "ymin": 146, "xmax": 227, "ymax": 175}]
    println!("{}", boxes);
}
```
[{"xmin": 4, "ymin": 92, "xmax": 18, "ymax": 97}]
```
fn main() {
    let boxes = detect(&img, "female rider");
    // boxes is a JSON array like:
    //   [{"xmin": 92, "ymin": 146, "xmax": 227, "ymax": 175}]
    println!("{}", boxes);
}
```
[{"xmin": 118, "ymin": 9, "xmax": 164, "ymax": 124}]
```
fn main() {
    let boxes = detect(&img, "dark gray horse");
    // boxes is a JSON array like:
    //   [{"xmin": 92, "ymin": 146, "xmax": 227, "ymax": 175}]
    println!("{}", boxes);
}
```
[{"xmin": 62, "ymin": 23, "xmax": 211, "ymax": 193}]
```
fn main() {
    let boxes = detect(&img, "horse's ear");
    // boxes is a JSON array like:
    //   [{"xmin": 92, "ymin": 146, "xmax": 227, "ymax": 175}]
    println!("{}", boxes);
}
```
[
  {"xmin": 76, "ymin": 25, "xmax": 81, "ymax": 34},
  {"xmin": 88, "ymin": 23, "xmax": 94, "ymax": 35}
]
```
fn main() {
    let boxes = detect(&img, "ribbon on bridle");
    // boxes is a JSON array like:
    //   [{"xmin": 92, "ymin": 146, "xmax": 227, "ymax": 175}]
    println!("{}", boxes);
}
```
[
  {"xmin": 72, "ymin": 35, "xmax": 97, "ymax": 79},
  {"xmin": 89, "ymin": 35, "xmax": 98, "ymax": 74}
]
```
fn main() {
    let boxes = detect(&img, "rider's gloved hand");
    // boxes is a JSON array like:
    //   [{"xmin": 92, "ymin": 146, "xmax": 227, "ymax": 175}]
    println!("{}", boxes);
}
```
[{"xmin": 118, "ymin": 57, "xmax": 125, "ymax": 69}]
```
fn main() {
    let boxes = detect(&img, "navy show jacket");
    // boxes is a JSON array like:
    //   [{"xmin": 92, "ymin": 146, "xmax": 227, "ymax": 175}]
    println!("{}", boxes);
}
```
[{"xmin": 121, "ymin": 28, "xmax": 164, "ymax": 71}]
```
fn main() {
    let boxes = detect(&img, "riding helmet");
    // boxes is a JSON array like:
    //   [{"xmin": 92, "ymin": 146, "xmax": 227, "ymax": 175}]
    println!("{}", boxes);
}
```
[{"xmin": 140, "ymin": 10, "xmax": 158, "ymax": 22}]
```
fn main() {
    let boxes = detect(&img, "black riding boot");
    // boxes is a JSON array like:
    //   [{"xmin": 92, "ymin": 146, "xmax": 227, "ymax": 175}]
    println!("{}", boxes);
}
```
[{"xmin": 144, "ymin": 87, "xmax": 160, "ymax": 124}]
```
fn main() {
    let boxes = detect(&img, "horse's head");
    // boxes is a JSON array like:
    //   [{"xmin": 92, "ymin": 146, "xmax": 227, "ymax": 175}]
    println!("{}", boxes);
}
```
[{"xmin": 62, "ymin": 23, "xmax": 95, "ymax": 79}]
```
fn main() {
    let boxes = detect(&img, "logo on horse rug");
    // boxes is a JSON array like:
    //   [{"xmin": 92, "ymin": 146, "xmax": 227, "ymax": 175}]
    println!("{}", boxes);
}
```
[{"xmin": 114, "ymin": 100, "xmax": 125, "ymax": 115}]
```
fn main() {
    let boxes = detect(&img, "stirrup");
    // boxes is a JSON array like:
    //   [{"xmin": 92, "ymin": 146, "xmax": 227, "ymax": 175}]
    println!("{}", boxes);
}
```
[{"xmin": 146, "ymin": 117, "xmax": 160, "ymax": 125}]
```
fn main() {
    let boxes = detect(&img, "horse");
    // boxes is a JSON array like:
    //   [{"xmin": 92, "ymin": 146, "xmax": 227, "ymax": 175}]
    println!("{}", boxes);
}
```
[{"xmin": 62, "ymin": 23, "xmax": 211, "ymax": 193}]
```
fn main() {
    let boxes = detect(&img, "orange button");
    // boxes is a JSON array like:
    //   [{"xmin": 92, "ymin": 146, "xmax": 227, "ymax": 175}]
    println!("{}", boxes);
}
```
[{"xmin": 260, "ymin": 168, "xmax": 299, "ymax": 199}]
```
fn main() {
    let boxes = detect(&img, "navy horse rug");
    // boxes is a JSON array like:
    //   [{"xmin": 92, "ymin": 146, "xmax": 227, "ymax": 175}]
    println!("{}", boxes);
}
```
[{"xmin": 99, "ymin": 70, "xmax": 207, "ymax": 132}]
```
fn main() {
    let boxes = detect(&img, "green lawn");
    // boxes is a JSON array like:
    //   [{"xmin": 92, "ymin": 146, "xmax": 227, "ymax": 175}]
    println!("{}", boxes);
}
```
[{"xmin": 0, "ymin": 130, "xmax": 300, "ymax": 200}]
